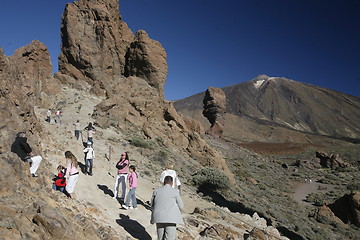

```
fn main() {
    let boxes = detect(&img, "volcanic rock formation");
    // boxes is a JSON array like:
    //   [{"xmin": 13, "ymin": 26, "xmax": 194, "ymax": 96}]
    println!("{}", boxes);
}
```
[
  {"xmin": 0, "ymin": 41, "xmax": 60, "ymax": 153},
  {"xmin": 57, "ymin": 0, "xmax": 233, "ymax": 180},
  {"xmin": 202, "ymin": 87, "xmax": 226, "ymax": 137}
]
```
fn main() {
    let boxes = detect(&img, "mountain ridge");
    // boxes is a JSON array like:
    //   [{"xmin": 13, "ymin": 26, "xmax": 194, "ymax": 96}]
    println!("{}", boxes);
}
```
[{"xmin": 174, "ymin": 75, "xmax": 360, "ymax": 144}]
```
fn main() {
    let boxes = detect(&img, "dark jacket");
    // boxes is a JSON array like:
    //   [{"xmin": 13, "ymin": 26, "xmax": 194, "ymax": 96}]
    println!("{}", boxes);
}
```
[{"xmin": 11, "ymin": 136, "xmax": 32, "ymax": 161}]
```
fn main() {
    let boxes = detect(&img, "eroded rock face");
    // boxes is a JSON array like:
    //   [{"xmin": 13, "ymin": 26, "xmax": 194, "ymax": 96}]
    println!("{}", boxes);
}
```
[
  {"xmin": 329, "ymin": 192, "xmax": 360, "ymax": 227},
  {"xmin": 58, "ymin": 0, "xmax": 233, "ymax": 181},
  {"xmin": 58, "ymin": 0, "xmax": 134, "ymax": 94},
  {"xmin": 0, "ymin": 41, "xmax": 59, "ymax": 153},
  {"xmin": 0, "ymin": 153, "xmax": 118, "ymax": 240},
  {"xmin": 203, "ymin": 87, "xmax": 226, "ymax": 137},
  {"xmin": 315, "ymin": 151, "xmax": 349, "ymax": 169},
  {"xmin": 125, "ymin": 30, "xmax": 168, "ymax": 96}
]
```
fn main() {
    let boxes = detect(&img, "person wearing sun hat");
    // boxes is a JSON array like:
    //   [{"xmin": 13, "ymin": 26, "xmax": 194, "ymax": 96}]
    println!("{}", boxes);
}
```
[{"xmin": 114, "ymin": 152, "xmax": 129, "ymax": 201}]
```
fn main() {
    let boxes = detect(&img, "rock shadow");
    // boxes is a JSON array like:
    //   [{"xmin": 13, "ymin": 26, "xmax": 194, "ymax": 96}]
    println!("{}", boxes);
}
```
[
  {"xmin": 116, "ymin": 214, "xmax": 152, "ymax": 240},
  {"xmin": 97, "ymin": 184, "xmax": 114, "ymax": 197}
]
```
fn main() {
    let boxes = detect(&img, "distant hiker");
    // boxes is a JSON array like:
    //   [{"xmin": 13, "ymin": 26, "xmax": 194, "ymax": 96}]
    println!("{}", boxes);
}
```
[
  {"xmin": 52, "ymin": 165, "xmax": 66, "ymax": 193},
  {"xmin": 114, "ymin": 152, "xmax": 129, "ymax": 201},
  {"xmin": 84, "ymin": 122, "xmax": 96, "ymax": 144},
  {"xmin": 160, "ymin": 163, "xmax": 181, "ymax": 194},
  {"xmin": 11, "ymin": 132, "xmax": 43, "ymax": 177},
  {"xmin": 122, "ymin": 165, "xmax": 138, "ymax": 209},
  {"xmin": 55, "ymin": 109, "xmax": 62, "ymax": 125},
  {"xmin": 83, "ymin": 142, "xmax": 95, "ymax": 176},
  {"xmin": 46, "ymin": 109, "xmax": 51, "ymax": 123},
  {"xmin": 150, "ymin": 176, "xmax": 184, "ymax": 240},
  {"xmin": 73, "ymin": 120, "xmax": 81, "ymax": 140},
  {"xmin": 64, "ymin": 151, "xmax": 79, "ymax": 198}
]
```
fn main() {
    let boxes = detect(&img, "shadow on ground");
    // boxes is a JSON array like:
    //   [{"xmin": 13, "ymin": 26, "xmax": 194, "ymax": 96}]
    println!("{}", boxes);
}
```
[
  {"xmin": 97, "ymin": 184, "xmax": 114, "ymax": 197},
  {"xmin": 116, "ymin": 214, "xmax": 152, "ymax": 240}
]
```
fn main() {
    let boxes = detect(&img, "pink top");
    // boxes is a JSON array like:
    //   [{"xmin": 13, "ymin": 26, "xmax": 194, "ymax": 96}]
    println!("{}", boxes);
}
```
[
  {"xmin": 65, "ymin": 159, "xmax": 79, "ymax": 178},
  {"xmin": 117, "ymin": 159, "xmax": 129, "ymax": 174},
  {"xmin": 127, "ymin": 172, "xmax": 138, "ymax": 188}
]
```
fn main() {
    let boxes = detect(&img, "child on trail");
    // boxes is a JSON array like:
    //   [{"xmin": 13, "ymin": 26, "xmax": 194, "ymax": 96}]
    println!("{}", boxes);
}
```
[
  {"xmin": 73, "ymin": 120, "xmax": 81, "ymax": 140},
  {"xmin": 65, "ymin": 151, "xmax": 79, "ymax": 198},
  {"xmin": 52, "ymin": 165, "xmax": 66, "ymax": 193},
  {"xmin": 114, "ymin": 152, "xmax": 129, "ymax": 201},
  {"xmin": 83, "ymin": 142, "xmax": 95, "ymax": 176},
  {"xmin": 122, "ymin": 165, "xmax": 138, "ymax": 209}
]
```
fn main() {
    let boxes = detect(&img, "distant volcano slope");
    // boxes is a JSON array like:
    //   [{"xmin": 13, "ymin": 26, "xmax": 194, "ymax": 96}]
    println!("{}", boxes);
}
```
[{"xmin": 174, "ymin": 75, "xmax": 360, "ymax": 144}]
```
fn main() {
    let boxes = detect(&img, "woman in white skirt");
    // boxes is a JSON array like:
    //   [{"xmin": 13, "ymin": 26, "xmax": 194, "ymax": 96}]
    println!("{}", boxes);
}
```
[{"xmin": 65, "ymin": 151, "xmax": 79, "ymax": 198}]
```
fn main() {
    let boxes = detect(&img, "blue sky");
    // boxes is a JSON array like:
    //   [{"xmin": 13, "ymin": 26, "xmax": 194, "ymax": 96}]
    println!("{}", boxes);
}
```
[{"xmin": 1, "ymin": 0, "xmax": 359, "ymax": 100}]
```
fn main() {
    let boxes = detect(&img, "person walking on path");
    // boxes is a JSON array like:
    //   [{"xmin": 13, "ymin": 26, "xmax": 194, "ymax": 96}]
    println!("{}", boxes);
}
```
[
  {"xmin": 46, "ymin": 109, "xmax": 51, "ymax": 123},
  {"xmin": 83, "ymin": 142, "xmax": 95, "ymax": 175},
  {"xmin": 55, "ymin": 109, "xmax": 62, "ymax": 125},
  {"xmin": 73, "ymin": 120, "xmax": 81, "ymax": 140},
  {"xmin": 122, "ymin": 165, "xmax": 138, "ymax": 209},
  {"xmin": 11, "ymin": 132, "xmax": 43, "ymax": 177},
  {"xmin": 65, "ymin": 151, "xmax": 79, "ymax": 198},
  {"xmin": 150, "ymin": 176, "xmax": 184, "ymax": 240},
  {"xmin": 159, "ymin": 163, "xmax": 181, "ymax": 194},
  {"xmin": 84, "ymin": 122, "xmax": 96, "ymax": 144},
  {"xmin": 113, "ymin": 152, "xmax": 129, "ymax": 201}
]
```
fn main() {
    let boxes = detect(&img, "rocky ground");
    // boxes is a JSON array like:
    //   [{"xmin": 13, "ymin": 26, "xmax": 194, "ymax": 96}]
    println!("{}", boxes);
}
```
[{"xmin": 16, "ymin": 86, "xmax": 287, "ymax": 240}]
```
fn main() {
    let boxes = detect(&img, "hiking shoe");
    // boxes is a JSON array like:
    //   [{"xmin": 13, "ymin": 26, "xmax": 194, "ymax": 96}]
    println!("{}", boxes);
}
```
[
  {"xmin": 31, "ymin": 173, "xmax": 38, "ymax": 177},
  {"xmin": 121, "ymin": 205, "xmax": 128, "ymax": 209}
]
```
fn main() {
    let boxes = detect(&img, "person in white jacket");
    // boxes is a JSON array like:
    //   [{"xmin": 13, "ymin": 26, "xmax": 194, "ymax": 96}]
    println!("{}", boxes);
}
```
[{"xmin": 83, "ymin": 142, "xmax": 95, "ymax": 175}]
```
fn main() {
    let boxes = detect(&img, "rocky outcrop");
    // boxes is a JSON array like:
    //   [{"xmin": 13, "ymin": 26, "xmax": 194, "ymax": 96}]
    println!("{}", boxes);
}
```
[
  {"xmin": 58, "ymin": 0, "xmax": 134, "ymax": 95},
  {"xmin": 0, "ymin": 153, "xmax": 119, "ymax": 240},
  {"xmin": 315, "ymin": 151, "xmax": 349, "ymax": 169},
  {"xmin": 203, "ymin": 87, "xmax": 226, "ymax": 137},
  {"xmin": 328, "ymin": 192, "xmax": 360, "ymax": 227},
  {"xmin": 124, "ymin": 30, "xmax": 168, "ymax": 96},
  {"xmin": 0, "ymin": 41, "xmax": 60, "ymax": 153},
  {"xmin": 58, "ymin": 0, "xmax": 166, "ymax": 97},
  {"xmin": 57, "ymin": 0, "xmax": 234, "ymax": 181}
]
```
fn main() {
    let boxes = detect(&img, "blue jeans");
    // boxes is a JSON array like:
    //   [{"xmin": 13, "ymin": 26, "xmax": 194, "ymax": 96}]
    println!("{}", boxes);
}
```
[
  {"xmin": 85, "ymin": 159, "xmax": 93, "ymax": 174},
  {"xmin": 52, "ymin": 183, "xmax": 65, "ymax": 193},
  {"xmin": 75, "ymin": 130, "xmax": 80, "ymax": 140},
  {"xmin": 125, "ymin": 187, "xmax": 137, "ymax": 208}
]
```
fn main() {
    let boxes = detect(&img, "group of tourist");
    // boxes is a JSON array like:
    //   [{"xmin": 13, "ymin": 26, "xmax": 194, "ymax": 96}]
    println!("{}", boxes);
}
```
[{"xmin": 11, "ymin": 119, "xmax": 185, "ymax": 239}]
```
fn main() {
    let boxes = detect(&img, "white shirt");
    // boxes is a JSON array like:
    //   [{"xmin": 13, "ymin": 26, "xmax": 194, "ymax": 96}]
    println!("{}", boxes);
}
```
[
  {"xmin": 83, "ymin": 147, "xmax": 95, "ymax": 159},
  {"xmin": 159, "ymin": 169, "xmax": 181, "ymax": 188}
]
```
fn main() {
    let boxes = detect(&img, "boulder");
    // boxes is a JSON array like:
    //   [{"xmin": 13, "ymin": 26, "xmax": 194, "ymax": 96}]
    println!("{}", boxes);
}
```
[
  {"xmin": 203, "ymin": 87, "xmax": 226, "ymax": 137},
  {"xmin": 315, "ymin": 151, "xmax": 348, "ymax": 169}
]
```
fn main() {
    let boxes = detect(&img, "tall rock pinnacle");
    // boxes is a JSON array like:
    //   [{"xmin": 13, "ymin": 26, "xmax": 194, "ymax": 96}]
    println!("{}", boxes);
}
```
[{"xmin": 203, "ymin": 87, "xmax": 226, "ymax": 137}]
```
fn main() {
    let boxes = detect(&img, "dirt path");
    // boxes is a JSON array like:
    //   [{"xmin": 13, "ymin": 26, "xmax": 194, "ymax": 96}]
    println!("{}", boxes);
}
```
[
  {"xmin": 34, "ymin": 86, "xmax": 213, "ymax": 239},
  {"xmin": 292, "ymin": 180, "xmax": 336, "ymax": 206}
]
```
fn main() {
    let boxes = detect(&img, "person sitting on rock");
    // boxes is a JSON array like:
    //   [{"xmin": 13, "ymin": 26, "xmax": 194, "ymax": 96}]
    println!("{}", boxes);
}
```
[
  {"xmin": 11, "ymin": 132, "xmax": 43, "ymax": 177},
  {"xmin": 52, "ymin": 165, "xmax": 66, "ymax": 193}
]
